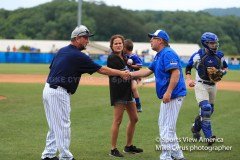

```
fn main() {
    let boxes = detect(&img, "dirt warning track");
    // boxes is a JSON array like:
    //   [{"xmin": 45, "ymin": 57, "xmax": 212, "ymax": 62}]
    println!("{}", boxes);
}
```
[{"xmin": 0, "ymin": 74, "xmax": 240, "ymax": 92}]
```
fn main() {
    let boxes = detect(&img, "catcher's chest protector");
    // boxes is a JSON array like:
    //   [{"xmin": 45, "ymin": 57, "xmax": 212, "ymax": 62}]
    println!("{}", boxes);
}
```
[{"xmin": 198, "ymin": 49, "xmax": 221, "ymax": 81}]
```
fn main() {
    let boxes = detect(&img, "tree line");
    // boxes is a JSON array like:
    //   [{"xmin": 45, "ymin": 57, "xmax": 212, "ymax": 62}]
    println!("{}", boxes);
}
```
[
  {"xmin": 204, "ymin": 7, "xmax": 240, "ymax": 17},
  {"xmin": 0, "ymin": 0, "xmax": 240, "ymax": 55}
]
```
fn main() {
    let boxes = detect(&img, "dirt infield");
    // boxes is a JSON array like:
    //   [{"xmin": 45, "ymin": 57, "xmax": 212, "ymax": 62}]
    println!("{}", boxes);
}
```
[
  {"xmin": 0, "ymin": 74, "xmax": 240, "ymax": 92},
  {"xmin": 0, "ymin": 95, "xmax": 7, "ymax": 100}
]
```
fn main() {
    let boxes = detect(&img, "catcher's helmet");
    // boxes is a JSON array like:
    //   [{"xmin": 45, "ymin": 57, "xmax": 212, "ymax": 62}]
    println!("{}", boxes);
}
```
[{"xmin": 201, "ymin": 32, "xmax": 219, "ymax": 53}]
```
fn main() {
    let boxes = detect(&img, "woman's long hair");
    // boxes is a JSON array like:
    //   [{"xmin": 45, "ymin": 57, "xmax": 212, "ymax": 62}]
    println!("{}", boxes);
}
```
[{"xmin": 109, "ymin": 34, "xmax": 127, "ymax": 62}]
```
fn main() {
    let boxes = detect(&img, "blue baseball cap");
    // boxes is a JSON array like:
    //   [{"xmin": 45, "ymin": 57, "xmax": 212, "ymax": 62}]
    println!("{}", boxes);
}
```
[{"xmin": 148, "ymin": 29, "xmax": 170, "ymax": 42}]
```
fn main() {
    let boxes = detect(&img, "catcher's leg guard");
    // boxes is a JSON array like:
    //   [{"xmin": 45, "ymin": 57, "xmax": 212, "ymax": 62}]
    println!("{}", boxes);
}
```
[
  {"xmin": 210, "ymin": 104, "xmax": 214, "ymax": 114},
  {"xmin": 193, "ymin": 115, "xmax": 202, "ymax": 132},
  {"xmin": 192, "ymin": 115, "xmax": 201, "ymax": 140},
  {"xmin": 199, "ymin": 100, "xmax": 213, "ymax": 138}
]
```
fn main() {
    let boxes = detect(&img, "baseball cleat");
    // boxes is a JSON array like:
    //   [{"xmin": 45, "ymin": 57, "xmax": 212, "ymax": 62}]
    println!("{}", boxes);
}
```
[
  {"xmin": 41, "ymin": 156, "xmax": 59, "ymax": 160},
  {"xmin": 171, "ymin": 156, "xmax": 187, "ymax": 160},
  {"xmin": 207, "ymin": 135, "xmax": 216, "ymax": 146},
  {"xmin": 191, "ymin": 126, "xmax": 201, "ymax": 141}
]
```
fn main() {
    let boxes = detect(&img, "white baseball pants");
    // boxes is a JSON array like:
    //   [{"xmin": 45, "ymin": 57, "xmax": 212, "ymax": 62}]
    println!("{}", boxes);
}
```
[
  {"xmin": 41, "ymin": 83, "xmax": 73, "ymax": 160},
  {"xmin": 159, "ymin": 97, "xmax": 185, "ymax": 160},
  {"xmin": 194, "ymin": 82, "xmax": 217, "ymax": 104}
]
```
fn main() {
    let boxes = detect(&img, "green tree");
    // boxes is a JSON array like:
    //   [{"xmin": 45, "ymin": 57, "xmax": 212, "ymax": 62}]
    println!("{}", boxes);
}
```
[{"xmin": 0, "ymin": 0, "xmax": 240, "ymax": 55}]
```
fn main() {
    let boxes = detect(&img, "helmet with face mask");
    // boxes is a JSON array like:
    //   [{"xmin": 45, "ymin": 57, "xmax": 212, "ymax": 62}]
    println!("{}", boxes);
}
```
[{"xmin": 201, "ymin": 32, "xmax": 219, "ymax": 54}]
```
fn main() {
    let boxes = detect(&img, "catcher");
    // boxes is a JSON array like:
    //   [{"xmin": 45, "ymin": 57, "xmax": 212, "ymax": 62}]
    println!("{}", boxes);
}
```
[{"xmin": 185, "ymin": 32, "xmax": 228, "ymax": 146}]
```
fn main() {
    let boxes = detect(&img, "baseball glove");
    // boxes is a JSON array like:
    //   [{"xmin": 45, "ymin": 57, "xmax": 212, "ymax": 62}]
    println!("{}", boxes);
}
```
[{"xmin": 207, "ymin": 67, "xmax": 223, "ymax": 82}]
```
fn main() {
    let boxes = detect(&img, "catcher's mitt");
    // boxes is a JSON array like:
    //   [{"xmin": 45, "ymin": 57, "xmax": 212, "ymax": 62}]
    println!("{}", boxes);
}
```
[{"xmin": 207, "ymin": 67, "xmax": 223, "ymax": 82}]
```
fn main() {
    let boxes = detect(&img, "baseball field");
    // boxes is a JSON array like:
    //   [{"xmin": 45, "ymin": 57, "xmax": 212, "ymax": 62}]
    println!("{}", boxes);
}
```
[{"xmin": 0, "ymin": 64, "xmax": 240, "ymax": 160}]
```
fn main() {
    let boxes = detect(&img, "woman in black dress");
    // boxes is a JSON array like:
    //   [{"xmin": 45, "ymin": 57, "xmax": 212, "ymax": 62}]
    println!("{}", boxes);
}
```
[{"xmin": 107, "ymin": 35, "xmax": 143, "ymax": 157}]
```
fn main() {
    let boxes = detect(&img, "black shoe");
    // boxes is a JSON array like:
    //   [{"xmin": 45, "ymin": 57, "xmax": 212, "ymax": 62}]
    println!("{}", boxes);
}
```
[
  {"xmin": 123, "ymin": 145, "xmax": 143, "ymax": 154},
  {"xmin": 191, "ymin": 126, "xmax": 201, "ymax": 141},
  {"xmin": 109, "ymin": 148, "xmax": 124, "ymax": 157},
  {"xmin": 41, "ymin": 156, "xmax": 59, "ymax": 160},
  {"xmin": 171, "ymin": 156, "xmax": 187, "ymax": 160},
  {"xmin": 207, "ymin": 135, "xmax": 216, "ymax": 146}
]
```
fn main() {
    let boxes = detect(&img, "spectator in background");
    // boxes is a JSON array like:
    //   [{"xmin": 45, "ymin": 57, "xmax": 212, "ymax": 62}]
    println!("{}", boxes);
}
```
[
  {"xmin": 50, "ymin": 44, "xmax": 58, "ymax": 53},
  {"xmin": 231, "ymin": 57, "xmax": 239, "ymax": 65},
  {"xmin": 6, "ymin": 45, "xmax": 10, "ymax": 52},
  {"xmin": 12, "ymin": 45, "xmax": 17, "ymax": 52}
]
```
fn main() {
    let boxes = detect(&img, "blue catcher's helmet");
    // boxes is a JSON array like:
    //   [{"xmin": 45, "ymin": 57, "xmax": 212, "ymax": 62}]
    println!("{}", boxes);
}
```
[{"xmin": 201, "ymin": 32, "xmax": 219, "ymax": 53}]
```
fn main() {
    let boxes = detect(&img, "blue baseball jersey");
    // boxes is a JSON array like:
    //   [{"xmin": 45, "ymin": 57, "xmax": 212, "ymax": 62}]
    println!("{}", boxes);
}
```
[
  {"xmin": 148, "ymin": 47, "xmax": 187, "ymax": 99},
  {"xmin": 186, "ymin": 49, "xmax": 228, "ymax": 81},
  {"xmin": 126, "ymin": 53, "xmax": 143, "ymax": 66},
  {"xmin": 47, "ymin": 44, "xmax": 101, "ymax": 94}
]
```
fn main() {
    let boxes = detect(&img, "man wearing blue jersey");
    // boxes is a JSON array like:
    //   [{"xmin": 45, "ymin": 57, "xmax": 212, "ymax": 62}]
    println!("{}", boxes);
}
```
[
  {"xmin": 41, "ymin": 25, "xmax": 130, "ymax": 160},
  {"xmin": 130, "ymin": 29, "xmax": 187, "ymax": 160},
  {"xmin": 124, "ymin": 39, "xmax": 144, "ymax": 112},
  {"xmin": 185, "ymin": 32, "xmax": 228, "ymax": 146}
]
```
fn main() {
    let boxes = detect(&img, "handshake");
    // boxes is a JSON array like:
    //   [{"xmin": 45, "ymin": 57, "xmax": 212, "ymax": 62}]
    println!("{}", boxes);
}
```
[{"xmin": 120, "ymin": 70, "xmax": 132, "ymax": 80}]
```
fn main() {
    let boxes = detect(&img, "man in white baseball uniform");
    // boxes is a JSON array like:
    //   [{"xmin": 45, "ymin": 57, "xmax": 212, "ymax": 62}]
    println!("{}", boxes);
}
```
[
  {"xmin": 41, "ymin": 25, "xmax": 130, "ymax": 160},
  {"xmin": 130, "ymin": 29, "xmax": 187, "ymax": 160}
]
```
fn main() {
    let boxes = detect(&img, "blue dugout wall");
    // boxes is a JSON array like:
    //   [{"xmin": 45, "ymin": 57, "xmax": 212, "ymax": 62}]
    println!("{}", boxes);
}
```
[
  {"xmin": 0, "ymin": 52, "xmax": 54, "ymax": 64},
  {"xmin": 0, "ymin": 52, "xmax": 240, "ymax": 70}
]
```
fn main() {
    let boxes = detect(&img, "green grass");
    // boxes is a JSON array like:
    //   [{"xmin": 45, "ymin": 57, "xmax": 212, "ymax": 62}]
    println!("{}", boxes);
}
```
[
  {"xmin": 0, "ymin": 63, "xmax": 105, "ymax": 77},
  {"xmin": 0, "ymin": 63, "xmax": 239, "ymax": 81},
  {"xmin": 0, "ymin": 84, "xmax": 239, "ymax": 160},
  {"xmin": 0, "ymin": 63, "xmax": 50, "ymax": 74}
]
